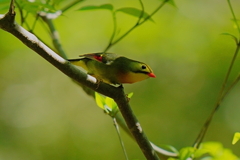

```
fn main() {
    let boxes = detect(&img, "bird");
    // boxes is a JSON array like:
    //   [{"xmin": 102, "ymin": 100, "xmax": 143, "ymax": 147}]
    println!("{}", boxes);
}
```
[{"xmin": 68, "ymin": 52, "xmax": 156, "ymax": 85}]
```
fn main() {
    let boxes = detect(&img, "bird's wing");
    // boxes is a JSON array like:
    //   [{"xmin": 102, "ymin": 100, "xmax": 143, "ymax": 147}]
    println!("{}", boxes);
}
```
[{"xmin": 68, "ymin": 58, "xmax": 89, "ymax": 71}]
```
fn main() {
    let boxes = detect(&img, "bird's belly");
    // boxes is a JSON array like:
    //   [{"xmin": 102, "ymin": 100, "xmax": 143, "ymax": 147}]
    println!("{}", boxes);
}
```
[{"xmin": 117, "ymin": 72, "xmax": 149, "ymax": 84}]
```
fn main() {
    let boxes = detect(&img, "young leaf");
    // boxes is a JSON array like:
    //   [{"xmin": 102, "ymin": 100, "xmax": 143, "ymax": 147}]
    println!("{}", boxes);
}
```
[
  {"xmin": 95, "ymin": 92, "xmax": 105, "ymax": 109},
  {"xmin": 105, "ymin": 97, "xmax": 119, "ymax": 117},
  {"xmin": 179, "ymin": 147, "xmax": 195, "ymax": 160},
  {"xmin": 78, "ymin": 4, "xmax": 113, "ymax": 11},
  {"xmin": 232, "ymin": 132, "xmax": 240, "ymax": 145},
  {"xmin": 200, "ymin": 142, "xmax": 223, "ymax": 156},
  {"xmin": 157, "ymin": 144, "xmax": 179, "ymax": 154},
  {"xmin": 95, "ymin": 92, "xmax": 119, "ymax": 117},
  {"xmin": 17, "ymin": 1, "xmax": 57, "ymax": 14},
  {"xmin": 105, "ymin": 97, "xmax": 117, "ymax": 110},
  {"xmin": 127, "ymin": 92, "xmax": 134, "ymax": 99},
  {"xmin": 194, "ymin": 147, "xmax": 209, "ymax": 158},
  {"xmin": 116, "ymin": 7, "xmax": 153, "ymax": 22},
  {"xmin": 200, "ymin": 142, "xmax": 239, "ymax": 159}
]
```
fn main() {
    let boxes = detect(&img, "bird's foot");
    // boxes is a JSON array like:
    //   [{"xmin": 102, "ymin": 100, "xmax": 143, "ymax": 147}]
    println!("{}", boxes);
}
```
[
  {"xmin": 95, "ymin": 79, "xmax": 102, "ymax": 89},
  {"xmin": 109, "ymin": 83, "xmax": 123, "ymax": 88}
]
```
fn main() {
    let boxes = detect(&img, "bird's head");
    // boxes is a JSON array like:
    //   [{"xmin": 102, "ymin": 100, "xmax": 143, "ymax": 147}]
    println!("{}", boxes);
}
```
[
  {"xmin": 131, "ymin": 61, "xmax": 156, "ymax": 78},
  {"xmin": 117, "ymin": 59, "xmax": 156, "ymax": 84}
]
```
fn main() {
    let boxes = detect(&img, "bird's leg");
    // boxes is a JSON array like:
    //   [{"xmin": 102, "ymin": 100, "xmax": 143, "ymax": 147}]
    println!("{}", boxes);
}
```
[
  {"xmin": 109, "ymin": 83, "xmax": 123, "ymax": 88},
  {"xmin": 116, "ymin": 85, "xmax": 130, "ymax": 102},
  {"xmin": 88, "ymin": 74, "xmax": 102, "ymax": 89},
  {"xmin": 95, "ymin": 78, "xmax": 102, "ymax": 89},
  {"xmin": 116, "ymin": 84, "xmax": 130, "ymax": 102}
]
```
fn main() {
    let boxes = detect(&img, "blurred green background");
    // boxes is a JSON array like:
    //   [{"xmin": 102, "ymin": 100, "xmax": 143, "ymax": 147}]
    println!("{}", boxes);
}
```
[{"xmin": 0, "ymin": 0, "xmax": 240, "ymax": 159}]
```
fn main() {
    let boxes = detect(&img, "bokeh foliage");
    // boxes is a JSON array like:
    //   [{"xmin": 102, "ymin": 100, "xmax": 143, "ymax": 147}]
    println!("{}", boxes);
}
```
[{"xmin": 0, "ymin": 0, "xmax": 240, "ymax": 159}]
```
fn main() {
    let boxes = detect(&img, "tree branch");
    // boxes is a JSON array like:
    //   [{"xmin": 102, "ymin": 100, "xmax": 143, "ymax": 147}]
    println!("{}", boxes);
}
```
[
  {"xmin": 115, "ymin": 114, "xmax": 178, "ymax": 159},
  {"xmin": 39, "ymin": 11, "xmax": 67, "ymax": 59},
  {"xmin": 0, "ymin": 4, "xmax": 159, "ymax": 160}
]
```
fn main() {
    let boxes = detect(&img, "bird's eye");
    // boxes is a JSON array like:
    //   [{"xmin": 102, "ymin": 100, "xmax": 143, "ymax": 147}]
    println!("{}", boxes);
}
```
[{"xmin": 141, "ymin": 65, "xmax": 146, "ymax": 70}]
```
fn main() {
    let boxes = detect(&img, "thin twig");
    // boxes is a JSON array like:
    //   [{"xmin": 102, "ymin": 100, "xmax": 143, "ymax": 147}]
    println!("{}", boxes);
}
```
[
  {"xmin": 38, "ymin": 0, "xmax": 85, "ymax": 58},
  {"xmin": 61, "ymin": 0, "xmax": 85, "ymax": 13},
  {"xmin": 31, "ymin": 14, "xmax": 39, "ymax": 32},
  {"xmin": 111, "ymin": 0, "xmax": 168, "ymax": 47},
  {"xmin": 136, "ymin": 0, "xmax": 145, "ymax": 24},
  {"xmin": 14, "ymin": 1, "xmax": 24, "ymax": 25},
  {"xmin": 193, "ymin": 44, "xmax": 240, "ymax": 149},
  {"xmin": 113, "ymin": 117, "xmax": 129, "ymax": 160},
  {"xmin": 193, "ymin": 0, "xmax": 240, "ymax": 148},
  {"xmin": 9, "ymin": 0, "xmax": 15, "ymax": 15},
  {"xmin": 104, "ymin": 0, "xmax": 169, "ymax": 52},
  {"xmin": 104, "ymin": 11, "xmax": 117, "ymax": 52},
  {"xmin": 41, "ymin": 16, "xmax": 67, "ymax": 59},
  {"xmin": 104, "ymin": 0, "xmax": 145, "ymax": 52},
  {"xmin": 227, "ymin": 0, "xmax": 240, "ymax": 38}
]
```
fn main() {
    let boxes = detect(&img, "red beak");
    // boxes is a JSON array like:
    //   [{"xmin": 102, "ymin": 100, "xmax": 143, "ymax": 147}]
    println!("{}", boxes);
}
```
[{"xmin": 148, "ymin": 73, "xmax": 156, "ymax": 78}]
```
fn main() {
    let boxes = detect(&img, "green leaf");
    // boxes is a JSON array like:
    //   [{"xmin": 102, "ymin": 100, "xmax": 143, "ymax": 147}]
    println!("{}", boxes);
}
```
[
  {"xmin": 78, "ymin": 4, "xmax": 113, "ymax": 11},
  {"xmin": 94, "ymin": 92, "xmax": 119, "ymax": 117},
  {"xmin": 175, "ymin": 142, "xmax": 239, "ymax": 160},
  {"xmin": 126, "ymin": 92, "xmax": 134, "ymax": 99},
  {"xmin": 179, "ymin": 147, "xmax": 195, "ymax": 160},
  {"xmin": 158, "ymin": 144, "xmax": 179, "ymax": 154},
  {"xmin": 105, "ymin": 97, "xmax": 119, "ymax": 117},
  {"xmin": 201, "ymin": 142, "xmax": 223, "ymax": 156},
  {"xmin": 16, "ymin": 1, "xmax": 57, "ymax": 14},
  {"xmin": 105, "ymin": 97, "xmax": 117, "ymax": 110},
  {"xmin": 194, "ymin": 147, "xmax": 209, "ymax": 158},
  {"xmin": 95, "ymin": 92, "xmax": 105, "ymax": 109},
  {"xmin": 232, "ymin": 132, "xmax": 240, "ymax": 145},
  {"xmin": 116, "ymin": 7, "xmax": 153, "ymax": 22},
  {"xmin": 200, "ymin": 142, "xmax": 239, "ymax": 159}
]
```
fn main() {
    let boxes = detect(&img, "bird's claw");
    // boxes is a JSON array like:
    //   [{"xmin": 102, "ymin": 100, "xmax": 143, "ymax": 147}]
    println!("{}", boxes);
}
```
[{"xmin": 95, "ymin": 79, "xmax": 102, "ymax": 89}]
